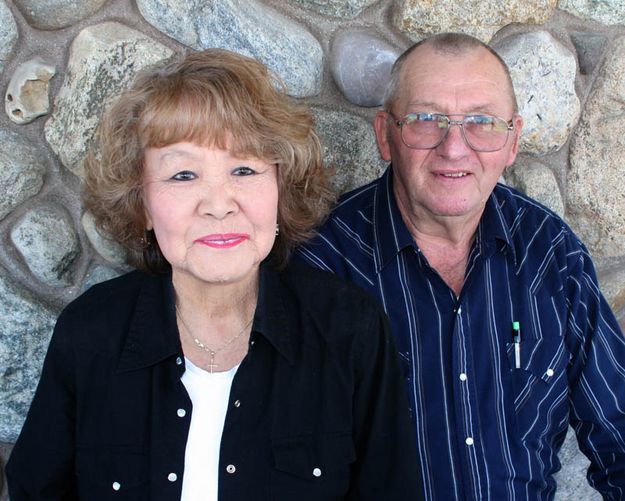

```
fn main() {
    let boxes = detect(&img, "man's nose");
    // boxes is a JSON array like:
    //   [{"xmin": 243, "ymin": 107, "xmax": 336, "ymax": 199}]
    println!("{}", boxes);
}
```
[{"xmin": 435, "ymin": 122, "xmax": 472, "ymax": 158}]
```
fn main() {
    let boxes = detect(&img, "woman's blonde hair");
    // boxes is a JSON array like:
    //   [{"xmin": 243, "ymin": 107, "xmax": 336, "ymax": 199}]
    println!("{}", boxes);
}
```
[{"xmin": 84, "ymin": 49, "xmax": 334, "ymax": 272}]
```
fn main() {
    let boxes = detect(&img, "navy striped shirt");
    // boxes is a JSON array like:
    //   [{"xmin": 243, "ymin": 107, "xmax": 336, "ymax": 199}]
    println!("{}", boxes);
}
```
[{"xmin": 296, "ymin": 166, "xmax": 625, "ymax": 500}]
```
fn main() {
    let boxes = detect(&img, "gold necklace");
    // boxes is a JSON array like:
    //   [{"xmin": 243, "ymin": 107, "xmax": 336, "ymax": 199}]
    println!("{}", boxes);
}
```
[{"xmin": 175, "ymin": 306, "xmax": 253, "ymax": 373}]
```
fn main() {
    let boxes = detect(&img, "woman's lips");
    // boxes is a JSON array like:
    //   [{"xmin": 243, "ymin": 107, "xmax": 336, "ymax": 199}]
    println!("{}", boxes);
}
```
[{"xmin": 194, "ymin": 233, "xmax": 249, "ymax": 249}]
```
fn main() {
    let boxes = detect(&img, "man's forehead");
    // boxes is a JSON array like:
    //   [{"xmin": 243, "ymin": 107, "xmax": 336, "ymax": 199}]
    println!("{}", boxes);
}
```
[{"xmin": 397, "ymin": 45, "xmax": 513, "ymax": 110}]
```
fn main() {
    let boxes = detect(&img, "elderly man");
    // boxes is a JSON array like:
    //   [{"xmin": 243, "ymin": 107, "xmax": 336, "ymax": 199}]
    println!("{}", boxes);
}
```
[{"xmin": 297, "ymin": 32, "xmax": 625, "ymax": 500}]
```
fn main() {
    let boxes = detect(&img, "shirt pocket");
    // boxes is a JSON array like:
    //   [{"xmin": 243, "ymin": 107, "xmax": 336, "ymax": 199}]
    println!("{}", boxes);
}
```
[
  {"xmin": 270, "ymin": 432, "xmax": 355, "ymax": 500},
  {"xmin": 75, "ymin": 446, "xmax": 150, "ymax": 499},
  {"xmin": 505, "ymin": 336, "xmax": 569, "ymax": 413}
]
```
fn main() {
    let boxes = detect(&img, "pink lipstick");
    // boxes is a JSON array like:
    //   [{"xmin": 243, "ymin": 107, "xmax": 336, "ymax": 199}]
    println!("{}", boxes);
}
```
[{"xmin": 194, "ymin": 233, "xmax": 249, "ymax": 249}]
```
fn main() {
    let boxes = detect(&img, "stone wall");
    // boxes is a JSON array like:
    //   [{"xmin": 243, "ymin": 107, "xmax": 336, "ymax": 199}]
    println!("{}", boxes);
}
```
[{"xmin": 1, "ymin": 0, "xmax": 625, "ymax": 499}]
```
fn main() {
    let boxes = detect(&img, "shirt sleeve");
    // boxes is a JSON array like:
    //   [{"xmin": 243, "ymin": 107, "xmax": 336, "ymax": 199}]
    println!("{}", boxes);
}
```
[
  {"xmin": 347, "ymin": 302, "xmax": 424, "ymax": 501},
  {"xmin": 565, "ymin": 244, "xmax": 625, "ymax": 498},
  {"xmin": 6, "ymin": 312, "xmax": 79, "ymax": 501}
]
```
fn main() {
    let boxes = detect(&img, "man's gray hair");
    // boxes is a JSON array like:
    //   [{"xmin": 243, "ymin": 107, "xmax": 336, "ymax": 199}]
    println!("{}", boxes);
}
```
[{"xmin": 383, "ymin": 32, "xmax": 518, "ymax": 114}]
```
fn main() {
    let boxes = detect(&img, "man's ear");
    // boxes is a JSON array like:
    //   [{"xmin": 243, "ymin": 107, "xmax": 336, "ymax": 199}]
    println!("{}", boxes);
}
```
[
  {"xmin": 374, "ymin": 111, "xmax": 393, "ymax": 162},
  {"xmin": 506, "ymin": 114, "xmax": 524, "ymax": 167}
]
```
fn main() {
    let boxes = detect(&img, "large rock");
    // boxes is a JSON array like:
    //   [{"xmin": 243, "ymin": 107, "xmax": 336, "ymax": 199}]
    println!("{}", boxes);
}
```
[
  {"xmin": 330, "ymin": 31, "xmax": 400, "ymax": 107},
  {"xmin": 568, "ymin": 36, "xmax": 625, "ymax": 258},
  {"xmin": 0, "ymin": 270, "xmax": 57, "ymax": 442},
  {"xmin": 81, "ymin": 211, "xmax": 127, "ymax": 265},
  {"xmin": 560, "ymin": 0, "xmax": 625, "ymax": 26},
  {"xmin": 12, "ymin": 0, "xmax": 107, "ymax": 30},
  {"xmin": 495, "ymin": 31, "xmax": 580, "ymax": 155},
  {"xmin": 291, "ymin": 0, "xmax": 377, "ymax": 18},
  {"xmin": 391, "ymin": 0, "xmax": 557, "ymax": 43},
  {"xmin": 10, "ymin": 204, "xmax": 80, "ymax": 287},
  {"xmin": 311, "ymin": 107, "xmax": 385, "ymax": 193},
  {"xmin": 44, "ymin": 22, "xmax": 172, "ymax": 178},
  {"xmin": 0, "ymin": 0, "xmax": 17, "ymax": 74},
  {"xmin": 5, "ymin": 57, "xmax": 56, "ymax": 125},
  {"xmin": 0, "ymin": 129, "xmax": 47, "ymax": 221},
  {"xmin": 505, "ymin": 160, "xmax": 564, "ymax": 217},
  {"xmin": 598, "ymin": 265, "xmax": 625, "ymax": 314},
  {"xmin": 137, "ymin": 0, "xmax": 323, "ymax": 98}
]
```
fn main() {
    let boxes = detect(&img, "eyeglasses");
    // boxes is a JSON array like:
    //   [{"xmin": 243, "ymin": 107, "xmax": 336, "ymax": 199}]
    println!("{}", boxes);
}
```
[{"xmin": 390, "ymin": 112, "xmax": 515, "ymax": 152}]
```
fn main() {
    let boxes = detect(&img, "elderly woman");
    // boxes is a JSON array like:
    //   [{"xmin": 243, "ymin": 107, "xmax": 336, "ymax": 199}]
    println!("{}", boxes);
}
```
[{"xmin": 6, "ymin": 49, "xmax": 422, "ymax": 500}]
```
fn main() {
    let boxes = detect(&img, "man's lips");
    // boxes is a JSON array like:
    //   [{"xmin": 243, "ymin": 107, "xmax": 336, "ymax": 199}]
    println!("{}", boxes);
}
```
[{"xmin": 194, "ymin": 233, "xmax": 249, "ymax": 249}]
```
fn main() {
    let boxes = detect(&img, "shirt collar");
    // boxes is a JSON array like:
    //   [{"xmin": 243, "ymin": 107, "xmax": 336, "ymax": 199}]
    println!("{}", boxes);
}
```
[
  {"xmin": 373, "ymin": 168, "xmax": 516, "ymax": 270},
  {"xmin": 117, "ymin": 264, "xmax": 295, "ymax": 372}
]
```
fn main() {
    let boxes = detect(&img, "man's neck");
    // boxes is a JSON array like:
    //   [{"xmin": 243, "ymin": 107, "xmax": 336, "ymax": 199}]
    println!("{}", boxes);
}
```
[{"xmin": 397, "ymin": 200, "xmax": 482, "ymax": 296}]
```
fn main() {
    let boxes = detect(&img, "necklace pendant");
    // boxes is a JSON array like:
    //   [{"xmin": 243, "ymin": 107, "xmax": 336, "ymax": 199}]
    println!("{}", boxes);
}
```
[{"xmin": 207, "ymin": 351, "xmax": 218, "ymax": 374}]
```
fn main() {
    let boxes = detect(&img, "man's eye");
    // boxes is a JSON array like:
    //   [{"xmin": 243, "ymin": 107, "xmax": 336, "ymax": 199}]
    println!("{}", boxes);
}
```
[
  {"xmin": 232, "ymin": 166, "xmax": 255, "ymax": 176},
  {"xmin": 171, "ymin": 170, "xmax": 196, "ymax": 181}
]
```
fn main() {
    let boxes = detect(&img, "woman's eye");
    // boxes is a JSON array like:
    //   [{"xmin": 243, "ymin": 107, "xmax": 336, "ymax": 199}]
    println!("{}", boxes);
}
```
[
  {"xmin": 232, "ymin": 166, "xmax": 256, "ymax": 176},
  {"xmin": 171, "ymin": 170, "xmax": 196, "ymax": 181}
]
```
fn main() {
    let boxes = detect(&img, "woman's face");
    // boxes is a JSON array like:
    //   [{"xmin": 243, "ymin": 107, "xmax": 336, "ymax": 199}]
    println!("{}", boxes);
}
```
[{"xmin": 142, "ymin": 141, "xmax": 278, "ymax": 289}]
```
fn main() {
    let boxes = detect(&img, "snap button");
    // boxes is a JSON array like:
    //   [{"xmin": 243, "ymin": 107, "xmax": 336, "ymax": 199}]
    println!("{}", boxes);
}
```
[
  {"xmin": 226, "ymin": 464, "xmax": 236, "ymax": 474},
  {"xmin": 465, "ymin": 437, "xmax": 474, "ymax": 446},
  {"xmin": 312, "ymin": 467, "xmax": 322, "ymax": 477},
  {"xmin": 168, "ymin": 472, "xmax": 177, "ymax": 482},
  {"xmin": 459, "ymin": 373, "xmax": 467, "ymax": 381},
  {"xmin": 177, "ymin": 408, "xmax": 186, "ymax": 417},
  {"xmin": 175, "ymin": 356, "xmax": 183, "ymax": 365},
  {"xmin": 546, "ymin": 368, "xmax": 554, "ymax": 377},
  {"xmin": 112, "ymin": 481, "xmax": 121, "ymax": 491},
  {"xmin": 234, "ymin": 400, "xmax": 241, "ymax": 408}
]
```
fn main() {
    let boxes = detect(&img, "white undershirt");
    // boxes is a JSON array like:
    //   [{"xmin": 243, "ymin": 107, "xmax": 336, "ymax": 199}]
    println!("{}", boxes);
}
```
[{"xmin": 180, "ymin": 358, "xmax": 239, "ymax": 501}]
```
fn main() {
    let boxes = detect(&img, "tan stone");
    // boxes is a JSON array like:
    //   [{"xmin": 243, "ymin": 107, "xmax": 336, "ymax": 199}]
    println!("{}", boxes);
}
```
[
  {"xmin": 568, "ymin": 36, "xmax": 625, "ymax": 258},
  {"xmin": 391, "ymin": 0, "xmax": 557, "ymax": 42}
]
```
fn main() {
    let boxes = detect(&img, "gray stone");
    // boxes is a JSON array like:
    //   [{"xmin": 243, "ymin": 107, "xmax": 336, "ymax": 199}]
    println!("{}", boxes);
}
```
[
  {"xmin": 570, "ymin": 32, "xmax": 607, "ymax": 76},
  {"xmin": 598, "ymin": 265, "xmax": 625, "ymax": 314},
  {"xmin": 291, "ymin": 0, "xmax": 377, "ymax": 18},
  {"xmin": 10, "ymin": 204, "xmax": 80, "ymax": 287},
  {"xmin": 5, "ymin": 57, "xmax": 56, "ymax": 125},
  {"xmin": 311, "ymin": 107, "xmax": 385, "ymax": 193},
  {"xmin": 553, "ymin": 429, "xmax": 600, "ymax": 500},
  {"xmin": 391, "ymin": 0, "xmax": 557, "ymax": 43},
  {"xmin": 82, "ymin": 263, "xmax": 123, "ymax": 293},
  {"xmin": 560, "ymin": 0, "xmax": 625, "ymax": 26},
  {"xmin": 0, "ymin": 129, "xmax": 47, "ymax": 221},
  {"xmin": 12, "ymin": 0, "xmax": 107, "ymax": 30},
  {"xmin": 0, "ymin": 270, "xmax": 57, "ymax": 442},
  {"xmin": 495, "ymin": 31, "xmax": 580, "ymax": 155},
  {"xmin": 568, "ymin": 36, "xmax": 625, "ymax": 258},
  {"xmin": 504, "ymin": 161, "xmax": 564, "ymax": 217},
  {"xmin": 331, "ymin": 31, "xmax": 400, "ymax": 107},
  {"xmin": 44, "ymin": 22, "xmax": 172, "ymax": 178},
  {"xmin": 81, "ymin": 211, "xmax": 127, "ymax": 265},
  {"xmin": 0, "ymin": 0, "xmax": 18, "ymax": 74},
  {"xmin": 137, "ymin": 0, "xmax": 323, "ymax": 98}
]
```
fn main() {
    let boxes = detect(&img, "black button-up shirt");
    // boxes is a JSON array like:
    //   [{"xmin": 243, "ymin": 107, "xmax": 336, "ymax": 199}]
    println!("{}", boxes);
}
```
[{"xmin": 7, "ymin": 261, "xmax": 422, "ymax": 500}]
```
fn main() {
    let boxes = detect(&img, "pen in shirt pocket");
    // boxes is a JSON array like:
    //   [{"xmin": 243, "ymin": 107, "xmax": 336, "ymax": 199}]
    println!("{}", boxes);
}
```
[{"xmin": 512, "ymin": 321, "xmax": 521, "ymax": 369}]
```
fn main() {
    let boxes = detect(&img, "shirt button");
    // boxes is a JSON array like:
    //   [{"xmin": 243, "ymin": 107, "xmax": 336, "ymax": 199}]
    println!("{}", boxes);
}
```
[
  {"xmin": 546, "ymin": 368, "xmax": 555, "ymax": 377},
  {"xmin": 175, "ymin": 356, "xmax": 183, "ymax": 365},
  {"xmin": 312, "ymin": 467, "xmax": 322, "ymax": 477},
  {"xmin": 465, "ymin": 437, "xmax": 474, "ymax": 446},
  {"xmin": 226, "ymin": 464, "xmax": 236, "ymax": 474},
  {"xmin": 459, "ymin": 373, "xmax": 467, "ymax": 382},
  {"xmin": 112, "ymin": 482, "xmax": 121, "ymax": 491},
  {"xmin": 167, "ymin": 473, "xmax": 177, "ymax": 482},
  {"xmin": 177, "ymin": 408, "xmax": 186, "ymax": 417},
  {"xmin": 234, "ymin": 399, "xmax": 241, "ymax": 408},
  {"xmin": 457, "ymin": 306, "xmax": 462, "ymax": 315}
]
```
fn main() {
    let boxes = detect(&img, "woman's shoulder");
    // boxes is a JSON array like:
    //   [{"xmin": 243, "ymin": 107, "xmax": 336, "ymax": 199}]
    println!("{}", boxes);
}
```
[{"xmin": 277, "ymin": 261, "xmax": 385, "ymax": 320}]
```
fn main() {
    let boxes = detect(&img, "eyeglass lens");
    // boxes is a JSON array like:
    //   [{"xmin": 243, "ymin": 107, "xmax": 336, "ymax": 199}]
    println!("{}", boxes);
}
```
[{"xmin": 400, "ymin": 113, "xmax": 511, "ymax": 152}]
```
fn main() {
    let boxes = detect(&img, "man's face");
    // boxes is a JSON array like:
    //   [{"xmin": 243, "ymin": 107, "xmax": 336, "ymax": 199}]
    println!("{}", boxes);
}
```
[{"xmin": 375, "ymin": 45, "xmax": 523, "ymax": 229}]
